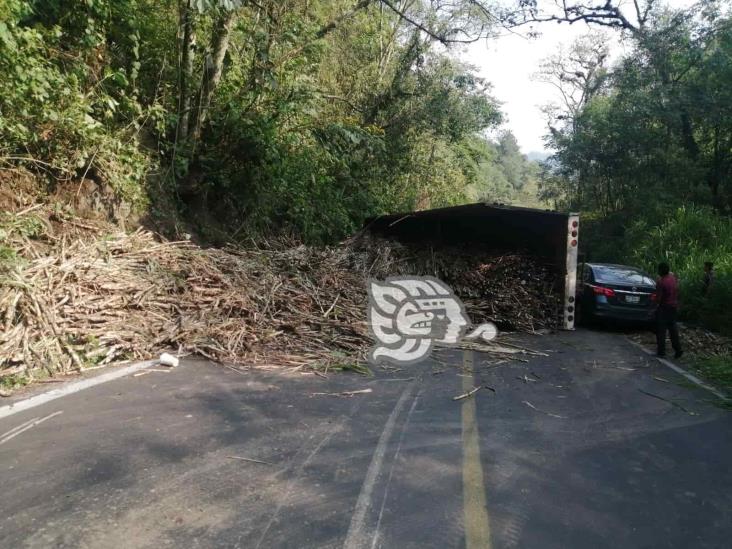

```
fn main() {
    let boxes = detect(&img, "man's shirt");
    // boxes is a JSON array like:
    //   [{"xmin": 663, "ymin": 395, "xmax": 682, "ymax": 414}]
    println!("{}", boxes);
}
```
[{"xmin": 657, "ymin": 274, "xmax": 679, "ymax": 308}]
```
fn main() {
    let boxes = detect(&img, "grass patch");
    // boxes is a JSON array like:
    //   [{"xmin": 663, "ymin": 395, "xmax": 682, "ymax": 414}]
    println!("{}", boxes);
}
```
[
  {"xmin": 0, "ymin": 211, "xmax": 45, "ymax": 240},
  {"xmin": 0, "ymin": 244, "xmax": 19, "ymax": 270},
  {"xmin": 336, "ymin": 362, "xmax": 373, "ymax": 376},
  {"xmin": 0, "ymin": 373, "xmax": 31, "ymax": 393},
  {"xmin": 312, "ymin": 357, "xmax": 373, "ymax": 376},
  {"xmin": 689, "ymin": 354, "xmax": 732, "ymax": 395}
]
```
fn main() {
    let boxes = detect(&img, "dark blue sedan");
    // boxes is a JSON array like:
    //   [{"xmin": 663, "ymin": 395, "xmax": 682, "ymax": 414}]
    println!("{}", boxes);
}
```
[{"xmin": 576, "ymin": 263, "xmax": 657, "ymax": 324}]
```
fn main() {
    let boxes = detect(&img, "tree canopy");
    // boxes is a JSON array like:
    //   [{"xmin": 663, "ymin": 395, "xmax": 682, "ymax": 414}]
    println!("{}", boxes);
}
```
[
  {"xmin": 1, "ymin": 0, "xmax": 551, "ymax": 242},
  {"xmin": 538, "ymin": 0, "xmax": 732, "ymax": 216}
]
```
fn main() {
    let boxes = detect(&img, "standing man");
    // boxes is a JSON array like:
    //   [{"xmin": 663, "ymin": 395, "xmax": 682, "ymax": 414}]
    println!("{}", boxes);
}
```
[
  {"xmin": 702, "ymin": 261, "xmax": 715, "ymax": 296},
  {"xmin": 656, "ymin": 262, "xmax": 683, "ymax": 358}
]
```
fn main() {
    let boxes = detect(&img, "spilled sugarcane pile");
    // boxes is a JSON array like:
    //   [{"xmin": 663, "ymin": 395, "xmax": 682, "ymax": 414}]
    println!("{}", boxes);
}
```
[
  {"xmin": 1, "ymin": 204, "xmax": 561, "ymax": 384},
  {"xmin": 349, "ymin": 236, "xmax": 562, "ymax": 332},
  {"xmin": 0, "ymin": 206, "xmax": 371, "ymax": 380},
  {"xmin": 630, "ymin": 325, "xmax": 732, "ymax": 358}
]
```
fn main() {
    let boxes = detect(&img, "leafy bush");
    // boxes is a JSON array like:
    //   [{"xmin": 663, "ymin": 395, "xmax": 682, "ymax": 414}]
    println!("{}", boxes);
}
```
[
  {"xmin": 625, "ymin": 205, "xmax": 732, "ymax": 334},
  {"xmin": 0, "ymin": 0, "xmax": 150, "ymax": 208}
]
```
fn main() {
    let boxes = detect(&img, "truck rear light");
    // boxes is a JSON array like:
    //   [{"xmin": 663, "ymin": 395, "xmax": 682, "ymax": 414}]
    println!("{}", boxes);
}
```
[
  {"xmin": 590, "ymin": 284, "xmax": 615, "ymax": 297},
  {"xmin": 565, "ymin": 214, "xmax": 580, "ymax": 331}
]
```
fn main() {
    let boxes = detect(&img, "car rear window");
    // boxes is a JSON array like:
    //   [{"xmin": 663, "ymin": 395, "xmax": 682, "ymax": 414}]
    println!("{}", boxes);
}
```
[{"xmin": 593, "ymin": 266, "xmax": 654, "ymax": 286}]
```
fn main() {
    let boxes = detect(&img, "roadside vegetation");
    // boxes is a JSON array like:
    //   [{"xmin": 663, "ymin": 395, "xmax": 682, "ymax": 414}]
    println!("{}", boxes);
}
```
[
  {"xmin": 692, "ymin": 355, "xmax": 732, "ymax": 398},
  {"xmin": 534, "ymin": 2, "xmax": 732, "ymax": 387}
]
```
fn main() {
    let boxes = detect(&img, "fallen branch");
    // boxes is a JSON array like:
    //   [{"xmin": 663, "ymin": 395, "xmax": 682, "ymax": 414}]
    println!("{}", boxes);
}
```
[
  {"xmin": 311, "ymin": 388, "xmax": 373, "ymax": 397},
  {"xmin": 227, "ymin": 455, "xmax": 274, "ymax": 465},
  {"xmin": 453, "ymin": 386, "xmax": 481, "ymax": 401},
  {"xmin": 523, "ymin": 400, "xmax": 566, "ymax": 419}
]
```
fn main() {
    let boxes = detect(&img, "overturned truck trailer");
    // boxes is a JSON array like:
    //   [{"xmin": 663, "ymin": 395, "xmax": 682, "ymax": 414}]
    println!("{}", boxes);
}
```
[{"xmin": 362, "ymin": 203, "xmax": 580, "ymax": 330}]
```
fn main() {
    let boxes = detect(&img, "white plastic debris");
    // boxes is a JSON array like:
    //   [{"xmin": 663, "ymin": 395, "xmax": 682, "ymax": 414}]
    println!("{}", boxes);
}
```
[{"xmin": 159, "ymin": 352, "xmax": 179, "ymax": 368}]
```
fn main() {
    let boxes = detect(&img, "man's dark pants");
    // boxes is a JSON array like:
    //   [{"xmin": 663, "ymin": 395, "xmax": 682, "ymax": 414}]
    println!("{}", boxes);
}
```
[{"xmin": 656, "ymin": 304, "xmax": 682, "ymax": 356}]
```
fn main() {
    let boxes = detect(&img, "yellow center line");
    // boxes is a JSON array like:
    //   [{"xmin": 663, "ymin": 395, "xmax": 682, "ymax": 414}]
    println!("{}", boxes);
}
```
[{"xmin": 461, "ymin": 350, "xmax": 492, "ymax": 549}]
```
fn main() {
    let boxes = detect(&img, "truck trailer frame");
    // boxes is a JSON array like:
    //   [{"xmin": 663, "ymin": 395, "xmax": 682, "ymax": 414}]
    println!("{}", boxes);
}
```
[{"xmin": 362, "ymin": 203, "xmax": 580, "ymax": 330}]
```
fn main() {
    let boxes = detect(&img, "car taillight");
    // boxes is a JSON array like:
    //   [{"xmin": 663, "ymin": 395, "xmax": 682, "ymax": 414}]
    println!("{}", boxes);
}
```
[
  {"xmin": 590, "ymin": 284, "xmax": 615, "ymax": 297},
  {"xmin": 650, "ymin": 292, "xmax": 657, "ymax": 302}
]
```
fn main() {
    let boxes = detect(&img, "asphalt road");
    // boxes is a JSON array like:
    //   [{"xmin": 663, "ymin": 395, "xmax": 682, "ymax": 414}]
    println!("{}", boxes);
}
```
[{"xmin": 0, "ymin": 329, "xmax": 730, "ymax": 548}]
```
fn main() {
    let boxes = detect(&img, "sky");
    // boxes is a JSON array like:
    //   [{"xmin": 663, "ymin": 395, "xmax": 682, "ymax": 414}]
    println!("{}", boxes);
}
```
[{"xmin": 462, "ymin": 0, "xmax": 698, "ymax": 154}]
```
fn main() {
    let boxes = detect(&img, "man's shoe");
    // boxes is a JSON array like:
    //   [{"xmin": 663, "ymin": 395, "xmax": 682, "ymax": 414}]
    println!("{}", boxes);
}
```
[{"xmin": 674, "ymin": 351, "xmax": 683, "ymax": 359}]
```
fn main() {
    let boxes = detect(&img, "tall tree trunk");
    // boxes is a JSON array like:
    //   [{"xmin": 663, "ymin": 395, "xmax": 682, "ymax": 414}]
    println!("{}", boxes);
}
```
[
  {"xmin": 189, "ymin": 9, "xmax": 237, "ymax": 149},
  {"xmin": 365, "ymin": 29, "xmax": 421, "ymax": 125},
  {"xmin": 708, "ymin": 126, "xmax": 722, "ymax": 208},
  {"xmin": 177, "ymin": 0, "xmax": 197, "ymax": 142},
  {"xmin": 680, "ymin": 111, "xmax": 699, "ymax": 160}
]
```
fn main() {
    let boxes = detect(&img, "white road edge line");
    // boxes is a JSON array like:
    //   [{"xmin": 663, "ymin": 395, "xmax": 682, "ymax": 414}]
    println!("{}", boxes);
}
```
[
  {"xmin": 0, "ymin": 411, "xmax": 63, "ymax": 445},
  {"xmin": 0, "ymin": 359, "xmax": 158, "ymax": 421},
  {"xmin": 0, "ymin": 416, "xmax": 40, "ymax": 439},
  {"xmin": 371, "ymin": 388, "xmax": 422, "ymax": 549},
  {"xmin": 343, "ymin": 380, "xmax": 416, "ymax": 549},
  {"xmin": 626, "ymin": 338, "xmax": 728, "ymax": 401}
]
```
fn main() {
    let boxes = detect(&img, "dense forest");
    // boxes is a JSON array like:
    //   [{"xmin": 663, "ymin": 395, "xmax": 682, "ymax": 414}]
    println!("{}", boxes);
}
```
[
  {"xmin": 0, "ymin": 0, "xmax": 730, "ymax": 335},
  {"xmin": 0, "ymin": 0, "xmax": 543, "ymax": 244},
  {"xmin": 534, "ymin": 0, "xmax": 732, "ymax": 333}
]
